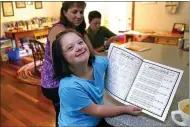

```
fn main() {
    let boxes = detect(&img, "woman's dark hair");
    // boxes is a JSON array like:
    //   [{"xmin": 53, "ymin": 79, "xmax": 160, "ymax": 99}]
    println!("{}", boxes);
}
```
[
  {"xmin": 52, "ymin": 29, "xmax": 95, "ymax": 80},
  {"xmin": 59, "ymin": 1, "xmax": 86, "ymax": 35},
  {"xmin": 88, "ymin": 10, "xmax": 101, "ymax": 22}
]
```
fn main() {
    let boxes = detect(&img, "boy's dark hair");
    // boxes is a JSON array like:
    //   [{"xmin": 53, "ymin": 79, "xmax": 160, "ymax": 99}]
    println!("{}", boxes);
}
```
[
  {"xmin": 59, "ymin": 1, "xmax": 86, "ymax": 35},
  {"xmin": 88, "ymin": 10, "xmax": 101, "ymax": 23},
  {"xmin": 52, "ymin": 29, "xmax": 95, "ymax": 80}
]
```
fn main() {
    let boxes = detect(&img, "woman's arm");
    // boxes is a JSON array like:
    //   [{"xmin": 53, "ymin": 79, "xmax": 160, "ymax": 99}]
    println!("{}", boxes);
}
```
[
  {"xmin": 81, "ymin": 102, "xmax": 142, "ymax": 118},
  {"xmin": 48, "ymin": 25, "xmax": 66, "ymax": 59}
]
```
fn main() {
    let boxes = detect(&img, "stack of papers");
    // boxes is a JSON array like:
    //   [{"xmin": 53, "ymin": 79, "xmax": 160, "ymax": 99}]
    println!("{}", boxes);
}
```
[{"xmin": 125, "ymin": 45, "xmax": 151, "ymax": 52}]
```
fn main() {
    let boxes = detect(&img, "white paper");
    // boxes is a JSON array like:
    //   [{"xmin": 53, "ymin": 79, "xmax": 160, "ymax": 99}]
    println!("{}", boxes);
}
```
[
  {"xmin": 105, "ymin": 44, "xmax": 183, "ymax": 122},
  {"xmin": 127, "ymin": 60, "xmax": 183, "ymax": 121},
  {"xmin": 105, "ymin": 44, "xmax": 143, "ymax": 100}
]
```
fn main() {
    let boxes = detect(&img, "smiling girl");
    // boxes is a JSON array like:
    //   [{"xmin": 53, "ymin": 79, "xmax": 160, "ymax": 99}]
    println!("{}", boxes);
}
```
[{"xmin": 52, "ymin": 29, "xmax": 141, "ymax": 127}]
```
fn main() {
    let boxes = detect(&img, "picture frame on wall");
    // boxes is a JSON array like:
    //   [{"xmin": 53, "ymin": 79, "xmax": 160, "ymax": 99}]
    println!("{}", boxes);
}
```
[
  {"xmin": 172, "ymin": 23, "xmax": 186, "ymax": 34},
  {"xmin": 2, "ymin": 2, "xmax": 14, "ymax": 17},
  {"xmin": 35, "ymin": 2, "xmax": 43, "ymax": 9},
  {"xmin": 15, "ymin": 2, "xmax": 26, "ymax": 8}
]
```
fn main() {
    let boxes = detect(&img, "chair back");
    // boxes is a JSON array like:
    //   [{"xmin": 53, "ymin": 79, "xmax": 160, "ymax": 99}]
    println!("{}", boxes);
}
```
[
  {"xmin": 29, "ymin": 39, "xmax": 45, "ymax": 74},
  {"xmin": 33, "ymin": 29, "xmax": 48, "ymax": 44}
]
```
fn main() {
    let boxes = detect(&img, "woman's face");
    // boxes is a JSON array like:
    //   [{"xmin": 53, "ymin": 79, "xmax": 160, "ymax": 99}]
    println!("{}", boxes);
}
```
[
  {"xmin": 60, "ymin": 32, "xmax": 90, "ymax": 66},
  {"xmin": 64, "ymin": 4, "xmax": 84, "ymax": 26}
]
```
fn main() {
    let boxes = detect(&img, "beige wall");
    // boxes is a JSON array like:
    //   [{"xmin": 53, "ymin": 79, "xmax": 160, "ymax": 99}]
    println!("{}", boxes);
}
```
[
  {"xmin": 1, "ymin": 2, "xmax": 132, "ymax": 37},
  {"xmin": 85, "ymin": 2, "xmax": 131, "ymax": 34},
  {"xmin": 1, "ymin": 2, "xmax": 62, "ymax": 37},
  {"xmin": 2, "ymin": 2, "xmax": 188, "ymax": 37},
  {"xmin": 134, "ymin": 2, "xmax": 189, "ymax": 32}
]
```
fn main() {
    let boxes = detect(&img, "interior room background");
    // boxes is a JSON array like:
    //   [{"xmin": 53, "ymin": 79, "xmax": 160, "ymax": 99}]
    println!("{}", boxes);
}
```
[{"xmin": 1, "ymin": 2, "xmax": 189, "ymax": 37}]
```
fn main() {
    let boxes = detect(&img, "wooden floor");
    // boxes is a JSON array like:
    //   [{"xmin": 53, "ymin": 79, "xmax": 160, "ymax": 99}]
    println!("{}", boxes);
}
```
[{"xmin": 1, "ymin": 57, "xmax": 56, "ymax": 127}]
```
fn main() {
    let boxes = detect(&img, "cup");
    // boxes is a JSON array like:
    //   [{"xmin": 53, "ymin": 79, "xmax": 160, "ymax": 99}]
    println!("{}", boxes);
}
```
[
  {"xmin": 171, "ymin": 99, "xmax": 190, "ymax": 126},
  {"xmin": 178, "ymin": 38, "xmax": 184, "ymax": 49},
  {"xmin": 119, "ymin": 34, "xmax": 126, "ymax": 44}
]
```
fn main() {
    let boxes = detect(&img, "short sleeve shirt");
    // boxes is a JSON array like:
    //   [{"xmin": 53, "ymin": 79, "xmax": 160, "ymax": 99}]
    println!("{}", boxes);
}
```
[
  {"xmin": 87, "ymin": 26, "xmax": 115, "ymax": 49},
  {"xmin": 58, "ymin": 56, "xmax": 108, "ymax": 127}
]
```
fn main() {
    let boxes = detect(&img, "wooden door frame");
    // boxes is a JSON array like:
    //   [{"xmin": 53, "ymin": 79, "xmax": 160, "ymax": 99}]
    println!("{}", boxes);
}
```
[{"xmin": 131, "ymin": 1, "xmax": 135, "ymax": 30}]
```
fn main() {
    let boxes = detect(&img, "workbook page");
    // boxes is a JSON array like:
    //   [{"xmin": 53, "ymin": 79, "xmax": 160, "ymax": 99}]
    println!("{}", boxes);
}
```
[
  {"xmin": 105, "ymin": 44, "xmax": 143, "ymax": 103},
  {"xmin": 126, "ymin": 59, "xmax": 183, "ymax": 121}
]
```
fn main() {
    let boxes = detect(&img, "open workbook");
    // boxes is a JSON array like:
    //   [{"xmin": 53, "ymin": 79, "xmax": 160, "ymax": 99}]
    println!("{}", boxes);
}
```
[{"xmin": 105, "ymin": 43, "xmax": 183, "ymax": 122}]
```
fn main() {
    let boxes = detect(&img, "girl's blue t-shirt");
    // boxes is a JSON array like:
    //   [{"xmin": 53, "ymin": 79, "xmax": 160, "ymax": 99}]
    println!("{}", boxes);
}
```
[{"xmin": 58, "ymin": 56, "xmax": 108, "ymax": 126}]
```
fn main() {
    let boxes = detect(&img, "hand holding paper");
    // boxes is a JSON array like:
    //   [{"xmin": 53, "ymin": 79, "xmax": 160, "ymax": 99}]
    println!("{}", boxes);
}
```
[{"xmin": 105, "ymin": 43, "xmax": 183, "ymax": 121}]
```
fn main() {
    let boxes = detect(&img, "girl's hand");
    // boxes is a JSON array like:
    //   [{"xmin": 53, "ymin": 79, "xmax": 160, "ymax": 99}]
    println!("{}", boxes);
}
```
[{"xmin": 125, "ymin": 105, "xmax": 142, "ymax": 116}]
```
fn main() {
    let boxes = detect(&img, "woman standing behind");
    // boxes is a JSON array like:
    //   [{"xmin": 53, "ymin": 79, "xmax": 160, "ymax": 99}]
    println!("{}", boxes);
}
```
[{"xmin": 41, "ymin": 2, "xmax": 96, "ymax": 127}]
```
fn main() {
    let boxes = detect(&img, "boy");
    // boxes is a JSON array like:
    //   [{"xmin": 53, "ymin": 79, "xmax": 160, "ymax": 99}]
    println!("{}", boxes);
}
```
[{"xmin": 87, "ymin": 11, "xmax": 120, "ymax": 52}]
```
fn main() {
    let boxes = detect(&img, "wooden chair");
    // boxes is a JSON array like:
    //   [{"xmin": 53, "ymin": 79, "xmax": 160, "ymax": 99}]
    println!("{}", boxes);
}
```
[
  {"xmin": 33, "ymin": 29, "xmax": 48, "ymax": 44},
  {"xmin": 29, "ymin": 39, "xmax": 45, "ymax": 75}
]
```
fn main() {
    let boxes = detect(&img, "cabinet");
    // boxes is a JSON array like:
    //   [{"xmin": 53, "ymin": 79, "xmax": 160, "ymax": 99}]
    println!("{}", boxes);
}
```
[
  {"xmin": 125, "ymin": 31, "xmax": 183, "ymax": 46},
  {"xmin": 155, "ymin": 37, "xmax": 178, "ymax": 46}
]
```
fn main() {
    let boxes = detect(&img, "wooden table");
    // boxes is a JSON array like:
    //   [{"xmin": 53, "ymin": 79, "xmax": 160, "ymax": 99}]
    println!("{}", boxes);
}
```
[
  {"xmin": 5, "ymin": 27, "xmax": 50, "ymax": 48},
  {"xmin": 125, "ymin": 31, "xmax": 184, "ymax": 46},
  {"xmin": 103, "ymin": 42, "xmax": 189, "ymax": 127}
]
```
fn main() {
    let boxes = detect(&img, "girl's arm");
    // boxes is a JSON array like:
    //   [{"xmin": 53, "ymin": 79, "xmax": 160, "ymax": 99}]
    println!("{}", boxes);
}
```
[{"xmin": 81, "ymin": 102, "xmax": 142, "ymax": 118}]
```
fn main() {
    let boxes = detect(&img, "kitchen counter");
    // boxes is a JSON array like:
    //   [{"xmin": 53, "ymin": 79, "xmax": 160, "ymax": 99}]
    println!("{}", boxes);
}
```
[{"xmin": 103, "ymin": 42, "xmax": 189, "ymax": 127}]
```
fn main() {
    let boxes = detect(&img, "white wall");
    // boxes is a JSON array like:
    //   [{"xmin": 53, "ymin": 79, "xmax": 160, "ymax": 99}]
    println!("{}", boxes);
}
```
[
  {"xmin": 85, "ymin": 2, "xmax": 132, "ymax": 34},
  {"xmin": 84, "ymin": 2, "xmax": 107, "ymax": 28},
  {"xmin": 134, "ymin": 2, "xmax": 189, "ymax": 32},
  {"xmin": 105, "ymin": 2, "xmax": 130, "ymax": 33},
  {"xmin": 1, "ymin": 2, "xmax": 132, "ymax": 36},
  {"xmin": 1, "ymin": 2, "xmax": 62, "ymax": 37}
]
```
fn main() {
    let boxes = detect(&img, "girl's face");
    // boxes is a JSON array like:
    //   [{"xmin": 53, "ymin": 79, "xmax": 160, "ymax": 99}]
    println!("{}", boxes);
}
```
[
  {"xmin": 64, "ymin": 4, "xmax": 84, "ymax": 26},
  {"xmin": 60, "ymin": 32, "xmax": 90, "ymax": 65}
]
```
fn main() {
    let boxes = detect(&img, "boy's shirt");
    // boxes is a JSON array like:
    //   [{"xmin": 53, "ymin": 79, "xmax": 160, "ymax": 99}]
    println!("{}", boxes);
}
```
[{"xmin": 87, "ymin": 26, "xmax": 115, "ymax": 49}]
